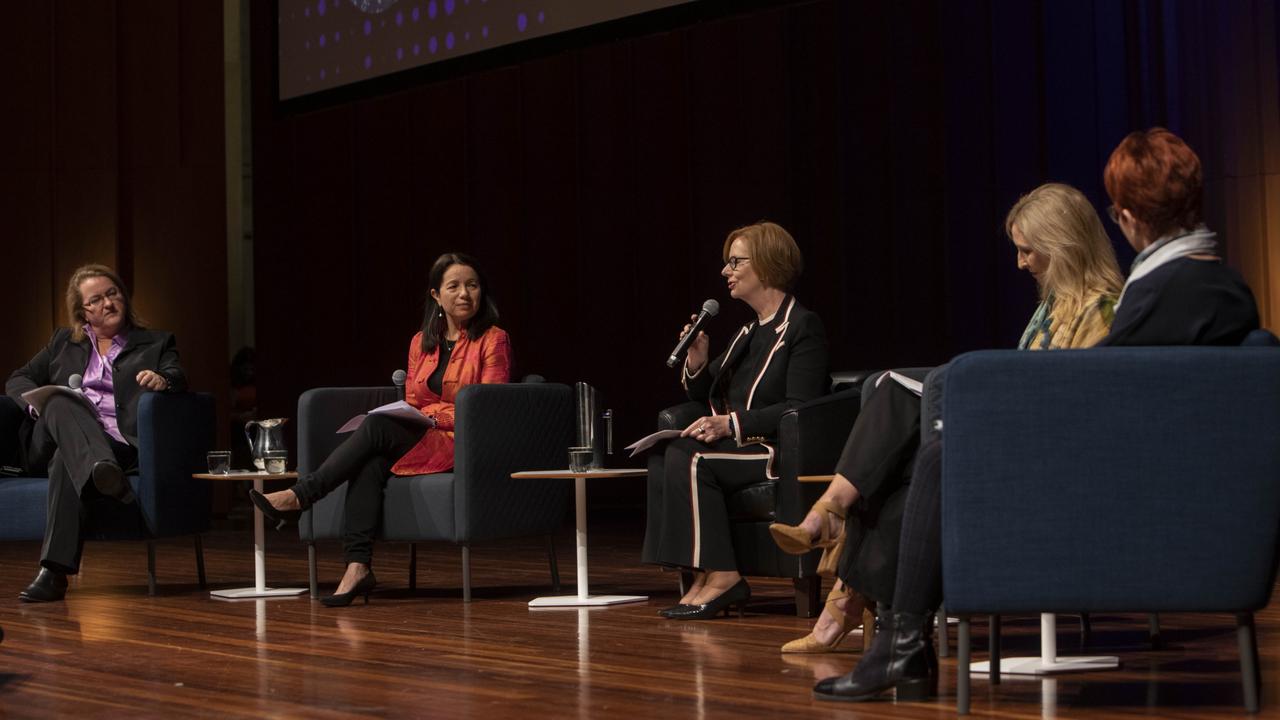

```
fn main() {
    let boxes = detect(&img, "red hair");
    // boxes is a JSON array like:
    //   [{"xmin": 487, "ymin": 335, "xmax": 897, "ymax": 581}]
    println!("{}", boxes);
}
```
[{"xmin": 1103, "ymin": 128, "xmax": 1203, "ymax": 238}]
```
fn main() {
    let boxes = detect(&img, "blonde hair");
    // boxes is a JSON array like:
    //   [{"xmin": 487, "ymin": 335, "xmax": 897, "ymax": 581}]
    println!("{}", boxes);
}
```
[
  {"xmin": 721, "ymin": 221, "xmax": 803, "ymax": 291},
  {"xmin": 1005, "ymin": 183, "xmax": 1124, "ymax": 318},
  {"xmin": 65, "ymin": 264, "xmax": 144, "ymax": 342}
]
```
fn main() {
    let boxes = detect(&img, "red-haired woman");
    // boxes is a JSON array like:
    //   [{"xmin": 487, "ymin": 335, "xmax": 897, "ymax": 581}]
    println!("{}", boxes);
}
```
[{"xmin": 1099, "ymin": 127, "xmax": 1257, "ymax": 344}]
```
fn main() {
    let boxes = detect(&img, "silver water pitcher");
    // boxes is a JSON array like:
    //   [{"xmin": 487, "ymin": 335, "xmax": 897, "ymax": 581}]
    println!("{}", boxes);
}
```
[
  {"xmin": 575, "ymin": 382, "xmax": 613, "ymax": 470},
  {"xmin": 244, "ymin": 418, "xmax": 289, "ymax": 471}
]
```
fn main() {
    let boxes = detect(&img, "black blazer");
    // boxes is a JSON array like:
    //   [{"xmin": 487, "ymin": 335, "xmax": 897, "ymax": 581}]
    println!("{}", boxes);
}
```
[
  {"xmin": 6, "ymin": 327, "xmax": 187, "ymax": 446},
  {"xmin": 683, "ymin": 295, "xmax": 829, "ymax": 443}
]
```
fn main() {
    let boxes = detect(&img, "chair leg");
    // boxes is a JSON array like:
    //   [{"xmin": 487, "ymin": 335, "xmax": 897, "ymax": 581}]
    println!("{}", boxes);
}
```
[
  {"xmin": 678, "ymin": 571, "xmax": 694, "ymax": 598},
  {"xmin": 146, "ymin": 541, "xmax": 158, "ymax": 596},
  {"xmin": 937, "ymin": 606, "xmax": 949, "ymax": 657},
  {"xmin": 307, "ymin": 543, "xmax": 318, "ymax": 598},
  {"xmin": 1237, "ymin": 612, "xmax": 1261, "ymax": 713},
  {"xmin": 792, "ymin": 576, "xmax": 821, "ymax": 618},
  {"xmin": 194, "ymin": 535, "xmax": 207, "ymax": 590},
  {"xmin": 1148, "ymin": 613, "xmax": 1164, "ymax": 649},
  {"xmin": 958, "ymin": 616, "xmax": 971, "ymax": 715},
  {"xmin": 545, "ymin": 535, "xmax": 561, "ymax": 593},
  {"xmin": 989, "ymin": 614, "xmax": 1001, "ymax": 684},
  {"xmin": 1080, "ymin": 611, "xmax": 1093, "ymax": 646},
  {"xmin": 461, "ymin": 545, "xmax": 472, "ymax": 602},
  {"xmin": 408, "ymin": 543, "xmax": 418, "ymax": 592}
]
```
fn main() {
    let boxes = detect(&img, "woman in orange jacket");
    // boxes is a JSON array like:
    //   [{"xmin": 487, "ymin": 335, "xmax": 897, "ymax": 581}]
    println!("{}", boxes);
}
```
[{"xmin": 251, "ymin": 252, "xmax": 511, "ymax": 606}]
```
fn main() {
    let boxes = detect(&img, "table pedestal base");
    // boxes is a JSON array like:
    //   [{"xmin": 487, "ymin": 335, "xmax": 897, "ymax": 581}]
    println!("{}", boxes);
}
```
[
  {"xmin": 211, "ymin": 586, "xmax": 309, "ymax": 600},
  {"xmin": 971, "ymin": 614, "xmax": 1121, "ymax": 675},
  {"xmin": 971, "ymin": 656, "xmax": 1120, "ymax": 675},
  {"xmin": 529, "ymin": 594, "xmax": 648, "ymax": 608}
]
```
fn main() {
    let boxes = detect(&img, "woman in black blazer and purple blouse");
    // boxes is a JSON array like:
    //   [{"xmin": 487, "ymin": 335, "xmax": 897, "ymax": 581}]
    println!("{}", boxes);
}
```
[{"xmin": 642, "ymin": 221, "xmax": 829, "ymax": 620}]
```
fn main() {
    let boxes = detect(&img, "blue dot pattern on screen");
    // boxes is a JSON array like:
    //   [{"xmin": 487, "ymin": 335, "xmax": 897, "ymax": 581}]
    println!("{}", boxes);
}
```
[{"xmin": 285, "ymin": 1, "xmax": 574, "ymax": 95}]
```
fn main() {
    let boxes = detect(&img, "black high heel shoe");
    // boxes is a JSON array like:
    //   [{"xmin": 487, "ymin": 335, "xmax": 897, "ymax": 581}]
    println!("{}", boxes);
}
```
[
  {"xmin": 657, "ymin": 604, "xmax": 694, "ymax": 618},
  {"xmin": 248, "ymin": 488, "xmax": 301, "ymax": 530},
  {"xmin": 321, "ymin": 571, "xmax": 377, "ymax": 607},
  {"xmin": 667, "ymin": 579, "xmax": 750, "ymax": 620}
]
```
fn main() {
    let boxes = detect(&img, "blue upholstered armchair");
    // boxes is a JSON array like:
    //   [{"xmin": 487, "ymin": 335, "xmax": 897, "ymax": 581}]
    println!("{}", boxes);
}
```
[
  {"xmin": 296, "ymin": 382, "xmax": 575, "ymax": 600},
  {"xmin": 0, "ymin": 392, "xmax": 215, "ymax": 594},
  {"xmin": 940, "ymin": 341, "xmax": 1280, "ymax": 714}
]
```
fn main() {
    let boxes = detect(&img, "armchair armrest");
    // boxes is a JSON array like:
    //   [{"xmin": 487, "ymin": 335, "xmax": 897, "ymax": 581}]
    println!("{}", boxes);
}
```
[
  {"xmin": 658, "ymin": 401, "xmax": 705, "ymax": 432},
  {"xmin": 773, "ymin": 386, "xmax": 863, "ymax": 523},
  {"xmin": 135, "ymin": 392, "xmax": 216, "ymax": 537},
  {"xmin": 941, "ymin": 348, "xmax": 1280, "ymax": 614},
  {"xmin": 452, "ymin": 383, "xmax": 575, "ymax": 542}
]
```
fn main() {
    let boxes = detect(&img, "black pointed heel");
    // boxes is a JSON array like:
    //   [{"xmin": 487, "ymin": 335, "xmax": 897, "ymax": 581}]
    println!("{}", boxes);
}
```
[
  {"xmin": 321, "ymin": 572, "xmax": 377, "ymax": 607},
  {"xmin": 248, "ymin": 489, "xmax": 301, "ymax": 530},
  {"xmin": 658, "ymin": 604, "xmax": 694, "ymax": 618},
  {"xmin": 668, "ymin": 579, "xmax": 751, "ymax": 620}
]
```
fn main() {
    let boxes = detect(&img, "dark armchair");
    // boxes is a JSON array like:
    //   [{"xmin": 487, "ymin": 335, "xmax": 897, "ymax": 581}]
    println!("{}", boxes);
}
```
[
  {"xmin": 297, "ymin": 382, "xmax": 575, "ymax": 600},
  {"xmin": 0, "ymin": 392, "xmax": 215, "ymax": 594},
  {"xmin": 651, "ymin": 371, "xmax": 872, "ymax": 616},
  {"xmin": 941, "ymin": 342, "xmax": 1280, "ymax": 714}
]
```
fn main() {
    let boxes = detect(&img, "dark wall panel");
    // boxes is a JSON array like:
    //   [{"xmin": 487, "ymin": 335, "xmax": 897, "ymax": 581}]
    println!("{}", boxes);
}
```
[
  {"xmin": 250, "ymin": 0, "xmax": 1280, "ymax": 462},
  {"xmin": 2, "ymin": 0, "xmax": 227, "ymax": 449}
]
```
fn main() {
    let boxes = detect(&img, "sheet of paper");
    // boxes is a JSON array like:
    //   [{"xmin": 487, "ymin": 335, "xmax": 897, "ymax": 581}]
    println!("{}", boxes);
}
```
[
  {"xmin": 336, "ymin": 400, "xmax": 436, "ymax": 433},
  {"xmin": 623, "ymin": 429, "xmax": 683, "ymax": 457},
  {"xmin": 875, "ymin": 370, "xmax": 924, "ymax": 397},
  {"xmin": 20, "ymin": 385, "xmax": 95, "ymax": 416}
]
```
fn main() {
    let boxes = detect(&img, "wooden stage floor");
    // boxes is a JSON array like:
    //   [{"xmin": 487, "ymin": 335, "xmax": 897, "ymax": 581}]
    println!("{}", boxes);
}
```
[{"xmin": 0, "ymin": 518, "xmax": 1276, "ymax": 719}]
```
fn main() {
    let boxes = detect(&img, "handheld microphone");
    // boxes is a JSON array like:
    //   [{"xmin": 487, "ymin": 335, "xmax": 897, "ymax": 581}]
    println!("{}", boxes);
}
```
[
  {"xmin": 667, "ymin": 299, "xmax": 720, "ymax": 368},
  {"xmin": 68, "ymin": 374, "xmax": 83, "ymax": 391},
  {"xmin": 392, "ymin": 369, "xmax": 407, "ymax": 401}
]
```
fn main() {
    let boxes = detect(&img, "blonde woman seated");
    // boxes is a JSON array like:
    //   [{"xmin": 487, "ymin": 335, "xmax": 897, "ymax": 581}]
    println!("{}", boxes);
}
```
[{"xmin": 770, "ymin": 183, "xmax": 1124, "ymax": 653}]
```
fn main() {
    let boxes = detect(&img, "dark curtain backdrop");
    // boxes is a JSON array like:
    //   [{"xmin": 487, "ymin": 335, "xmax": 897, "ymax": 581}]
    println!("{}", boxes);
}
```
[
  {"xmin": 249, "ymin": 0, "xmax": 1279, "ymax": 477},
  {"xmin": 1, "ymin": 1, "xmax": 228, "ymax": 445}
]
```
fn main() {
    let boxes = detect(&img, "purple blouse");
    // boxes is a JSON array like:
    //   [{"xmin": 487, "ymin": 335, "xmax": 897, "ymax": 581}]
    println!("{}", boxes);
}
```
[{"xmin": 82, "ymin": 325, "xmax": 128, "ymax": 444}]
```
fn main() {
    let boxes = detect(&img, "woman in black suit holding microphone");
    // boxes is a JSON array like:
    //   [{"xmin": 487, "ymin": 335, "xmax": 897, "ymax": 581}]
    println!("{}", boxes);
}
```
[{"xmin": 642, "ymin": 221, "xmax": 829, "ymax": 619}]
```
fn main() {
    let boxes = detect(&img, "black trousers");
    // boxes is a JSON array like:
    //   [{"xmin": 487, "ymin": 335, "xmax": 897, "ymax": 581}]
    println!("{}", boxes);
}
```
[
  {"xmin": 37, "ymin": 394, "xmax": 138, "ymax": 574},
  {"xmin": 834, "ymin": 377, "xmax": 925, "ymax": 604},
  {"xmin": 642, "ymin": 437, "xmax": 774, "ymax": 572},
  {"xmin": 889, "ymin": 435, "xmax": 944, "ymax": 614},
  {"xmin": 290, "ymin": 414, "xmax": 424, "ymax": 565}
]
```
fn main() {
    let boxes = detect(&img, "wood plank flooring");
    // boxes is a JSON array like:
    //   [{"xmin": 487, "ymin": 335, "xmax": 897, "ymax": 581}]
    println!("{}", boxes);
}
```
[{"xmin": 0, "ymin": 516, "xmax": 1275, "ymax": 718}]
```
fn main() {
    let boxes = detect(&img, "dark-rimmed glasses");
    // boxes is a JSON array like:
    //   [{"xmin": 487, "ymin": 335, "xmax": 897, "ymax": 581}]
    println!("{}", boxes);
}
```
[
  {"xmin": 83, "ymin": 287, "xmax": 121, "ymax": 310},
  {"xmin": 725, "ymin": 256, "xmax": 751, "ymax": 271}
]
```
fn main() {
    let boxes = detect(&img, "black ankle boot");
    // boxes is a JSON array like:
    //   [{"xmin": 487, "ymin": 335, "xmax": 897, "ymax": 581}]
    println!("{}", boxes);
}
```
[{"xmin": 812, "ymin": 607, "xmax": 937, "ymax": 702}]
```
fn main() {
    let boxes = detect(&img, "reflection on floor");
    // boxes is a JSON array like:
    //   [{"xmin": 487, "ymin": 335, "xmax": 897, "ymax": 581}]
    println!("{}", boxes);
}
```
[{"xmin": 0, "ymin": 520, "xmax": 1273, "ymax": 718}]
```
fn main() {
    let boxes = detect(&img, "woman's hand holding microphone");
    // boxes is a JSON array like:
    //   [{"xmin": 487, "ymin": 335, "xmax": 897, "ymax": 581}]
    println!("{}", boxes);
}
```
[
  {"xmin": 681, "ymin": 314, "xmax": 710, "ymax": 375},
  {"xmin": 679, "ymin": 315, "xmax": 731, "ymax": 443}
]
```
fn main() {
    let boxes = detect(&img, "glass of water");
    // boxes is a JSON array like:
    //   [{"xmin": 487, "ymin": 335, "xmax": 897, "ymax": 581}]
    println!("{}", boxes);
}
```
[
  {"xmin": 206, "ymin": 451, "xmax": 231, "ymax": 475},
  {"xmin": 264, "ymin": 450, "xmax": 288, "ymax": 475}
]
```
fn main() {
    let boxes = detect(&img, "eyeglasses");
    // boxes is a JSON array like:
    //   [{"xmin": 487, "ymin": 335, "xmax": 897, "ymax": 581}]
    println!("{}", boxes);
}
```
[
  {"xmin": 82, "ymin": 287, "xmax": 121, "ymax": 310},
  {"xmin": 1106, "ymin": 206, "xmax": 1121, "ymax": 224},
  {"xmin": 725, "ymin": 256, "xmax": 751, "ymax": 271}
]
